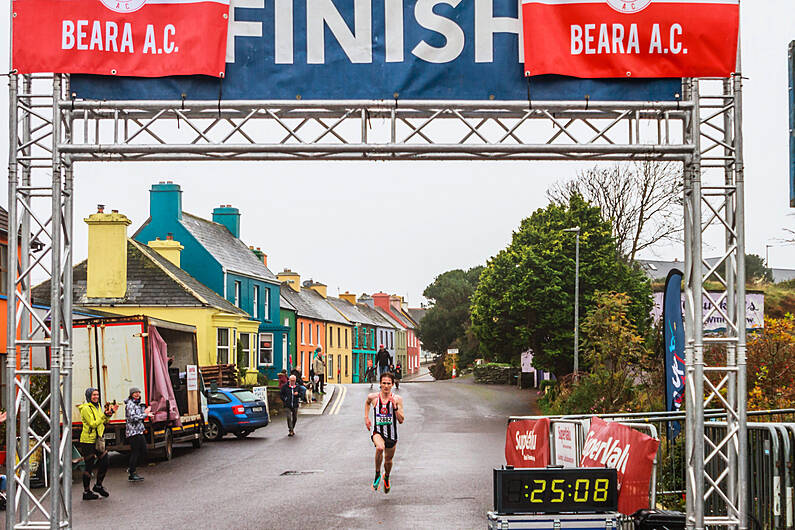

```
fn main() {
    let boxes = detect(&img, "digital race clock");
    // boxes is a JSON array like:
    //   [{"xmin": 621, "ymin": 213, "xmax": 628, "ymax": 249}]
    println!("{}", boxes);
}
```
[{"xmin": 493, "ymin": 467, "xmax": 618, "ymax": 514}]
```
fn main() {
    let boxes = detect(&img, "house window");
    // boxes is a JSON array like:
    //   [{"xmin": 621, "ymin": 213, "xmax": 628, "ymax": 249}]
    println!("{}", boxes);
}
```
[
  {"xmin": 234, "ymin": 281, "xmax": 241, "ymax": 307},
  {"xmin": 345, "ymin": 355, "xmax": 348, "ymax": 376},
  {"xmin": 253, "ymin": 286, "xmax": 259, "ymax": 319},
  {"xmin": 263, "ymin": 288, "xmax": 270, "ymax": 320},
  {"xmin": 216, "ymin": 328, "xmax": 230, "ymax": 364},
  {"xmin": 259, "ymin": 332, "xmax": 274, "ymax": 366},
  {"xmin": 354, "ymin": 327, "xmax": 359, "ymax": 348},
  {"xmin": 316, "ymin": 325, "xmax": 320, "ymax": 346},
  {"xmin": 337, "ymin": 327, "xmax": 340, "ymax": 348},
  {"xmin": 301, "ymin": 322, "xmax": 305, "ymax": 344},
  {"xmin": 240, "ymin": 333, "xmax": 252, "ymax": 369},
  {"xmin": 309, "ymin": 323, "xmax": 313, "ymax": 345},
  {"xmin": 0, "ymin": 245, "xmax": 7, "ymax": 295},
  {"xmin": 345, "ymin": 329, "xmax": 348, "ymax": 349},
  {"xmin": 328, "ymin": 355, "xmax": 334, "ymax": 381},
  {"xmin": 390, "ymin": 332, "xmax": 393, "ymax": 349}
]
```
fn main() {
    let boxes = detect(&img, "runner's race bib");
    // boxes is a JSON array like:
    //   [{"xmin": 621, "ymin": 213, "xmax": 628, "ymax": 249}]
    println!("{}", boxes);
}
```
[{"xmin": 376, "ymin": 408, "xmax": 393, "ymax": 426}]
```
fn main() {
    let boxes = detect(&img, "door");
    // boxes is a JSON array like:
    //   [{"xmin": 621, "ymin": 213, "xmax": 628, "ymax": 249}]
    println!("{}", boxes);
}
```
[
  {"xmin": 353, "ymin": 352, "xmax": 360, "ymax": 383},
  {"xmin": 282, "ymin": 328, "xmax": 287, "ymax": 372}
]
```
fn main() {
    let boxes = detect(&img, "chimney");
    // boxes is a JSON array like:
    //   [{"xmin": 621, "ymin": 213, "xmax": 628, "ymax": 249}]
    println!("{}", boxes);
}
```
[
  {"xmin": 277, "ymin": 269, "xmax": 300, "ymax": 292},
  {"xmin": 339, "ymin": 291, "xmax": 356, "ymax": 305},
  {"xmin": 250, "ymin": 246, "xmax": 267, "ymax": 267},
  {"xmin": 305, "ymin": 280, "xmax": 327, "ymax": 299},
  {"xmin": 84, "ymin": 206, "xmax": 132, "ymax": 298},
  {"xmin": 212, "ymin": 205, "xmax": 241, "ymax": 239},
  {"xmin": 148, "ymin": 232, "xmax": 184, "ymax": 267},
  {"xmin": 358, "ymin": 293, "xmax": 375, "ymax": 308},
  {"xmin": 149, "ymin": 181, "xmax": 182, "ymax": 221},
  {"xmin": 372, "ymin": 292, "xmax": 390, "ymax": 311},
  {"xmin": 389, "ymin": 295, "xmax": 402, "ymax": 310}
]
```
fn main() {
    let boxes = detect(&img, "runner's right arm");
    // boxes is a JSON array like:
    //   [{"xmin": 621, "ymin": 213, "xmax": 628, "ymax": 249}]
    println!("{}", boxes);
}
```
[{"xmin": 364, "ymin": 394, "xmax": 373, "ymax": 430}]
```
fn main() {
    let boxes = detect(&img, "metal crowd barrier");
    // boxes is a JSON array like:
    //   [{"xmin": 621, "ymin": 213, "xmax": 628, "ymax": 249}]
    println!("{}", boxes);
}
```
[{"xmin": 508, "ymin": 409, "xmax": 795, "ymax": 528}]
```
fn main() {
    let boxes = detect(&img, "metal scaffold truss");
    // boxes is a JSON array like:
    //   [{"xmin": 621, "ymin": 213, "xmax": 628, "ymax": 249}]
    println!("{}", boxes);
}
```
[{"xmin": 6, "ymin": 73, "xmax": 745, "ymax": 529}]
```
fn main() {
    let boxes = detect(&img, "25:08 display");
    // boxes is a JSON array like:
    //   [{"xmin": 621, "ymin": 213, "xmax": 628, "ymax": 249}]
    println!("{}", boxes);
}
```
[{"xmin": 505, "ymin": 478, "xmax": 611, "ymax": 505}]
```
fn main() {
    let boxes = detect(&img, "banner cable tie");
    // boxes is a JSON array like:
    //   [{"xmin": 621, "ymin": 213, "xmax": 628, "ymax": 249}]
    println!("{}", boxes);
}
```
[{"xmin": 525, "ymin": 73, "xmax": 533, "ymax": 111}]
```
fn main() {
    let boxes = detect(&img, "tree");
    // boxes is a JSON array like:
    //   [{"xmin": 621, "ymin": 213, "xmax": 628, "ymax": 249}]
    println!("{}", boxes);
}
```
[
  {"xmin": 547, "ymin": 162, "xmax": 682, "ymax": 262},
  {"xmin": 711, "ymin": 253, "xmax": 773, "ymax": 284},
  {"xmin": 470, "ymin": 195, "xmax": 652, "ymax": 377},
  {"xmin": 746, "ymin": 316, "xmax": 795, "ymax": 410},
  {"xmin": 417, "ymin": 266, "xmax": 483, "ymax": 366},
  {"xmin": 540, "ymin": 291, "xmax": 655, "ymax": 415}
]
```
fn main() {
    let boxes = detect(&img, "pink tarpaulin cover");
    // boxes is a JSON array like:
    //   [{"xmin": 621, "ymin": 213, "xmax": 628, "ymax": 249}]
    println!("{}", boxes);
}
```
[{"xmin": 148, "ymin": 326, "xmax": 181, "ymax": 427}]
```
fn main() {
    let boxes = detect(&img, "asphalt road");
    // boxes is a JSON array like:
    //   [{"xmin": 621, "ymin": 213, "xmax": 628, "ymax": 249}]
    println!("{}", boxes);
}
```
[{"xmin": 70, "ymin": 376, "xmax": 535, "ymax": 529}]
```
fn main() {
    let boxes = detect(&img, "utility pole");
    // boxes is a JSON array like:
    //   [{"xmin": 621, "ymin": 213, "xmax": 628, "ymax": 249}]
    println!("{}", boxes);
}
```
[{"xmin": 563, "ymin": 227, "xmax": 580, "ymax": 378}]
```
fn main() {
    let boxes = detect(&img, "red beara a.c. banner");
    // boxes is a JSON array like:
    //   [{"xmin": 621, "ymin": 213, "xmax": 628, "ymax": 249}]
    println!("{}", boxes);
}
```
[
  {"xmin": 12, "ymin": 0, "xmax": 230, "ymax": 77},
  {"xmin": 580, "ymin": 417, "xmax": 660, "ymax": 515},
  {"xmin": 505, "ymin": 418, "xmax": 551, "ymax": 467},
  {"xmin": 522, "ymin": 0, "xmax": 739, "ymax": 78}
]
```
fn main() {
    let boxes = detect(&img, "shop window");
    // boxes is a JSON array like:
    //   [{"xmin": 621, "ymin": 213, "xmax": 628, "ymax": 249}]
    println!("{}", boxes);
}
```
[
  {"xmin": 329, "ymin": 355, "xmax": 334, "ymax": 381},
  {"xmin": 216, "ymin": 328, "xmax": 230, "ymax": 364},
  {"xmin": 259, "ymin": 332, "xmax": 274, "ymax": 366}
]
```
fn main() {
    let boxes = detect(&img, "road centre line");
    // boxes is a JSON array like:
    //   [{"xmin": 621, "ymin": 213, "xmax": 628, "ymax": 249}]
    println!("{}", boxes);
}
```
[{"xmin": 331, "ymin": 385, "xmax": 347, "ymax": 415}]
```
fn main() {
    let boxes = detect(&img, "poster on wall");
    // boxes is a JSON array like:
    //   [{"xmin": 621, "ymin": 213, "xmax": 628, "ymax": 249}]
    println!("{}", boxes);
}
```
[
  {"xmin": 521, "ymin": 0, "xmax": 739, "ymax": 78},
  {"xmin": 12, "ymin": 0, "xmax": 230, "ymax": 76},
  {"xmin": 651, "ymin": 292, "xmax": 764, "ymax": 333}
]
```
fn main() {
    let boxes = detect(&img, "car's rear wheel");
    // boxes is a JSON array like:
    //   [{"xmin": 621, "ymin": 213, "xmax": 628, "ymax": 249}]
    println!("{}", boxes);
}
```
[
  {"xmin": 205, "ymin": 419, "xmax": 223, "ymax": 441},
  {"xmin": 234, "ymin": 429, "xmax": 251, "ymax": 439}
]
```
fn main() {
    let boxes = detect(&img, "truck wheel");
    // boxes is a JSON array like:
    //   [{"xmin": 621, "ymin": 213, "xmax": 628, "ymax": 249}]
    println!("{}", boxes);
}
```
[
  {"xmin": 205, "ymin": 419, "xmax": 223, "ymax": 441},
  {"xmin": 160, "ymin": 428, "xmax": 173, "ymax": 461}
]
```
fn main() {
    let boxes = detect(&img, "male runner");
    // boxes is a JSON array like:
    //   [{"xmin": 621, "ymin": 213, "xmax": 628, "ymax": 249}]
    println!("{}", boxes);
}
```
[{"xmin": 364, "ymin": 372, "xmax": 404, "ymax": 494}]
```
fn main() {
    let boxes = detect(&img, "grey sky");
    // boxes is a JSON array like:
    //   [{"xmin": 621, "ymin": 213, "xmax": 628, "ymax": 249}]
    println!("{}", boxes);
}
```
[{"xmin": 1, "ymin": 2, "xmax": 794, "ymax": 305}]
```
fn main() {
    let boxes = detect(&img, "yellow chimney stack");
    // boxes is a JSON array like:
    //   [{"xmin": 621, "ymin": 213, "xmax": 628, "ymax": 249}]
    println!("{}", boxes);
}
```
[
  {"xmin": 307, "ymin": 281, "xmax": 327, "ymax": 299},
  {"xmin": 339, "ymin": 292, "xmax": 356, "ymax": 305},
  {"xmin": 84, "ymin": 206, "xmax": 131, "ymax": 298},
  {"xmin": 148, "ymin": 233, "xmax": 184, "ymax": 267},
  {"xmin": 277, "ymin": 269, "xmax": 301, "ymax": 292}
]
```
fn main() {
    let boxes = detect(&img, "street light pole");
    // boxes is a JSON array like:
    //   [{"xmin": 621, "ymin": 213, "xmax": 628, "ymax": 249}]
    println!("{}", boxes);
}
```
[{"xmin": 563, "ymin": 227, "xmax": 580, "ymax": 378}]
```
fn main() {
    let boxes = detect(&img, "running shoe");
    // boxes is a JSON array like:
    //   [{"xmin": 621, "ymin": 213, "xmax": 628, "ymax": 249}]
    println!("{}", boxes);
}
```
[
  {"xmin": 372, "ymin": 473, "xmax": 381, "ymax": 491},
  {"xmin": 383, "ymin": 477, "xmax": 391, "ymax": 494}
]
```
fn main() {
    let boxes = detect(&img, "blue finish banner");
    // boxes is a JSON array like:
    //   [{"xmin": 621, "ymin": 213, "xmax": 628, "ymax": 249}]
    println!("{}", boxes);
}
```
[
  {"xmin": 70, "ymin": 0, "xmax": 681, "ymax": 101},
  {"xmin": 663, "ymin": 269, "xmax": 685, "ymax": 439}
]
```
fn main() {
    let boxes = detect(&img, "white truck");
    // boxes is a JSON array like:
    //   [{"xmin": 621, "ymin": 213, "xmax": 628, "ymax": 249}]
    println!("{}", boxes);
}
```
[{"xmin": 72, "ymin": 315, "xmax": 207, "ymax": 460}]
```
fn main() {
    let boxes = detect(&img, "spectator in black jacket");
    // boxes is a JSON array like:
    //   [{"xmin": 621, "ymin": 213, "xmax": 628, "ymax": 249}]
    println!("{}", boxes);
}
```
[
  {"xmin": 375, "ymin": 346, "xmax": 392, "ymax": 380},
  {"xmin": 280, "ymin": 375, "xmax": 301, "ymax": 437}
]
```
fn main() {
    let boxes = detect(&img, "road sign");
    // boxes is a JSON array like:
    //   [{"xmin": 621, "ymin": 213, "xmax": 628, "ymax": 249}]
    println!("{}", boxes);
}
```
[
  {"xmin": 447, "ymin": 348, "xmax": 459, "ymax": 355},
  {"xmin": 70, "ymin": 0, "xmax": 681, "ymax": 101}
]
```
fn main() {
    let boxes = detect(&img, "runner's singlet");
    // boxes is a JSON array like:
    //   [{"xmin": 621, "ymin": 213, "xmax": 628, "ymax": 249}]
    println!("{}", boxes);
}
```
[{"xmin": 372, "ymin": 395, "xmax": 398, "ymax": 442}]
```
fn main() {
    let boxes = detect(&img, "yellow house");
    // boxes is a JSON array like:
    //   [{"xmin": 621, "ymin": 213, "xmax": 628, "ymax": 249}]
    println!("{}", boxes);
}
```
[
  {"xmin": 301, "ymin": 280, "xmax": 354, "ymax": 384},
  {"xmin": 41, "ymin": 207, "xmax": 261, "ymax": 383}
]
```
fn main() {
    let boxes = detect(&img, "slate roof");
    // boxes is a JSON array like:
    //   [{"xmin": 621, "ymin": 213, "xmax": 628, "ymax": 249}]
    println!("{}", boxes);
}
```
[
  {"xmin": 407, "ymin": 308, "xmax": 426, "ymax": 324},
  {"xmin": 373, "ymin": 307, "xmax": 402, "ymax": 329},
  {"xmin": 32, "ymin": 239, "xmax": 247, "ymax": 316},
  {"xmin": 179, "ymin": 212, "xmax": 277, "ymax": 283},
  {"xmin": 279, "ymin": 286, "xmax": 349, "ymax": 325},
  {"xmin": 637, "ymin": 259, "xmax": 686, "ymax": 280},
  {"xmin": 391, "ymin": 306, "xmax": 418, "ymax": 329},
  {"xmin": 280, "ymin": 294, "xmax": 297, "ymax": 311},
  {"xmin": 357, "ymin": 303, "xmax": 396, "ymax": 329},
  {"xmin": 327, "ymin": 297, "xmax": 379, "ymax": 326},
  {"xmin": 0, "ymin": 206, "xmax": 7, "ymax": 236}
]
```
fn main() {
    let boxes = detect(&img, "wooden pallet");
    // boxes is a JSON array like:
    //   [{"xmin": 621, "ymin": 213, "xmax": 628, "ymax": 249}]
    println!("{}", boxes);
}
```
[{"xmin": 199, "ymin": 364, "xmax": 238, "ymax": 387}]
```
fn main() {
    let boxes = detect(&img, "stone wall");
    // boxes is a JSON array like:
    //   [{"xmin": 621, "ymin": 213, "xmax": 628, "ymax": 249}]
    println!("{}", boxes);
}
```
[{"xmin": 473, "ymin": 364, "xmax": 518, "ymax": 385}]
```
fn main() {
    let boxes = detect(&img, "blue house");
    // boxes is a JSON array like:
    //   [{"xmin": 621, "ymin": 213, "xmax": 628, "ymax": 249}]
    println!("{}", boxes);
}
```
[{"xmin": 133, "ymin": 181, "xmax": 288, "ymax": 379}]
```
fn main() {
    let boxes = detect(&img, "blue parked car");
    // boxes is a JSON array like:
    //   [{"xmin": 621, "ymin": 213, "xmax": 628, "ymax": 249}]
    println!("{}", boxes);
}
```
[{"xmin": 205, "ymin": 388, "xmax": 269, "ymax": 440}]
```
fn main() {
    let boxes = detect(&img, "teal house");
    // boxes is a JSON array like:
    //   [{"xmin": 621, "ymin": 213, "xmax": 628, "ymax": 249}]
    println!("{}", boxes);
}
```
[
  {"xmin": 280, "ymin": 294, "xmax": 297, "ymax": 373},
  {"xmin": 133, "ymin": 181, "xmax": 288, "ymax": 379}
]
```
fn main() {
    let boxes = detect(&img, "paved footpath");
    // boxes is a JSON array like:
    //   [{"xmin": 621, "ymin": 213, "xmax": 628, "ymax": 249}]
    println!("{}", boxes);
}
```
[{"xmin": 70, "ymin": 377, "xmax": 537, "ymax": 529}]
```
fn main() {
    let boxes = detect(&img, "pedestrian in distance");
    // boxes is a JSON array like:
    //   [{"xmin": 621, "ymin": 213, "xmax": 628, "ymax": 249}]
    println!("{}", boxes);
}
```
[
  {"xmin": 313, "ymin": 347, "xmax": 326, "ymax": 394},
  {"xmin": 280, "ymin": 374, "xmax": 301, "ymax": 436},
  {"xmin": 394, "ymin": 362, "xmax": 402, "ymax": 390},
  {"xmin": 364, "ymin": 372, "xmax": 404, "ymax": 494},
  {"xmin": 78, "ymin": 387, "xmax": 118, "ymax": 500},
  {"xmin": 125, "ymin": 386, "xmax": 153, "ymax": 482},
  {"xmin": 364, "ymin": 359, "xmax": 376, "ymax": 390},
  {"xmin": 375, "ymin": 345, "xmax": 391, "ymax": 381}
]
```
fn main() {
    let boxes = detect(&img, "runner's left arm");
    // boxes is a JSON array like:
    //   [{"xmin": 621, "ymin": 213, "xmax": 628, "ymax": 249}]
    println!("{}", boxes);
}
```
[{"xmin": 394, "ymin": 396, "xmax": 405, "ymax": 424}]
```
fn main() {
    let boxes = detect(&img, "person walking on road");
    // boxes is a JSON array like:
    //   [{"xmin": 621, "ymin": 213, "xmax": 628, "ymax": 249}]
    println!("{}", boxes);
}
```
[
  {"xmin": 375, "ymin": 345, "xmax": 391, "ymax": 381},
  {"xmin": 125, "ymin": 387, "xmax": 153, "ymax": 482},
  {"xmin": 313, "ymin": 347, "xmax": 326, "ymax": 394},
  {"xmin": 78, "ymin": 388, "xmax": 118, "ymax": 500},
  {"xmin": 280, "ymin": 374, "xmax": 301, "ymax": 436},
  {"xmin": 394, "ymin": 362, "xmax": 402, "ymax": 390},
  {"xmin": 364, "ymin": 359, "xmax": 377, "ymax": 390},
  {"xmin": 364, "ymin": 372, "xmax": 404, "ymax": 494}
]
